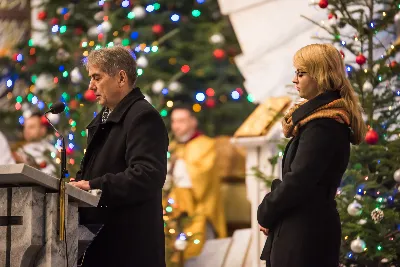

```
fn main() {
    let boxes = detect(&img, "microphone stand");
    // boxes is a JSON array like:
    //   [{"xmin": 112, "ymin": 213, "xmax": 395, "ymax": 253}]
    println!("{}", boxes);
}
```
[{"xmin": 45, "ymin": 114, "xmax": 68, "ymax": 241}]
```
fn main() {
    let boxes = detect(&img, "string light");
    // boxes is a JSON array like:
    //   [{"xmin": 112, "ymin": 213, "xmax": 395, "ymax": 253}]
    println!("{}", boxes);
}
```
[{"xmin": 195, "ymin": 92, "xmax": 206, "ymax": 102}]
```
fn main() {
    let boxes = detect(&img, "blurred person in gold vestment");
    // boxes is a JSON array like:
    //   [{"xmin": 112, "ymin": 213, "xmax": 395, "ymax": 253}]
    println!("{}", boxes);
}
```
[{"xmin": 165, "ymin": 105, "xmax": 227, "ymax": 260}]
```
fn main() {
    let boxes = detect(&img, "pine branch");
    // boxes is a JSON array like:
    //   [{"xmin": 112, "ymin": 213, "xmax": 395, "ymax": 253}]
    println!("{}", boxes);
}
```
[{"xmin": 301, "ymin": 15, "xmax": 336, "ymax": 36}]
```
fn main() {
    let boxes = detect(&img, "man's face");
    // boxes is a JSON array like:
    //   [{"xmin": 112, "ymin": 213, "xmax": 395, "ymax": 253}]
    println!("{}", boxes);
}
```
[
  {"xmin": 87, "ymin": 65, "xmax": 122, "ymax": 109},
  {"xmin": 171, "ymin": 109, "xmax": 197, "ymax": 140},
  {"xmin": 23, "ymin": 116, "xmax": 46, "ymax": 142}
]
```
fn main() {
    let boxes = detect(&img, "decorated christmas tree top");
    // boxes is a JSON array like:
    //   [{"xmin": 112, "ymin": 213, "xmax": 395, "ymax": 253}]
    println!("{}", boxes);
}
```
[{"xmin": 0, "ymin": 0, "xmax": 255, "ymax": 176}]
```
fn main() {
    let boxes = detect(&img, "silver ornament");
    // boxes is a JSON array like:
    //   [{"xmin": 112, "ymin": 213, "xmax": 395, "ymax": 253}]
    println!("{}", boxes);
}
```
[
  {"xmin": 362, "ymin": 81, "xmax": 373, "ymax": 92},
  {"xmin": 350, "ymin": 237, "xmax": 366, "ymax": 253},
  {"xmin": 393, "ymin": 169, "xmax": 400, "ymax": 183},
  {"xmin": 168, "ymin": 81, "xmax": 182, "ymax": 92},
  {"xmin": 132, "ymin": 6, "xmax": 146, "ymax": 19},
  {"xmin": 209, "ymin": 33, "xmax": 225, "ymax": 44},
  {"xmin": 174, "ymin": 234, "xmax": 188, "ymax": 251},
  {"xmin": 151, "ymin": 79, "xmax": 165, "ymax": 93},
  {"xmin": 100, "ymin": 21, "xmax": 112, "ymax": 33},
  {"xmin": 347, "ymin": 200, "xmax": 362, "ymax": 216},
  {"xmin": 136, "ymin": 56, "xmax": 148, "ymax": 68}
]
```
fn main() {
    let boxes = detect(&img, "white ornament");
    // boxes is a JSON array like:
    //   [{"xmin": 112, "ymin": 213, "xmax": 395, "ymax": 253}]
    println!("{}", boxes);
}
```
[
  {"xmin": 23, "ymin": 110, "xmax": 33, "ymax": 119},
  {"xmin": 143, "ymin": 94, "xmax": 152, "ymax": 104},
  {"xmin": 168, "ymin": 81, "xmax": 182, "ymax": 92},
  {"xmin": 174, "ymin": 238, "xmax": 188, "ymax": 251},
  {"xmin": 362, "ymin": 81, "xmax": 373, "ymax": 92},
  {"xmin": 132, "ymin": 6, "xmax": 146, "ymax": 19},
  {"xmin": 373, "ymin": 64, "xmax": 380, "ymax": 74},
  {"xmin": 47, "ymin": 113, "xmax": 60, "ymax": 124},
  {"xmin": 71, "ymin": 67, "xmax": 82, "ymax": 84},
  {"xmin": 36, "ymin": 73, "xmax": 55, "ymax": 91},
  {"xmin": 393, "ymin": 169, "xmax": 400, "ymax": 183},
  {"xmin": 56, "ymin": 48, "xmax": 70, "ymax": 61},
  {"xmin": 100, "ymin": 21, "xmax": 112, "ymax": 33},
  {"xmin": 94, "ymin": 11, "xmax": 104, "ymax": 21},
  {"xmin": 347, "ymin": 200, "xmax": 362, "ymax": 216},
  {"xmin": 113, "ymin": 38, "xmax": 122, "ymax": 46},
  {"xmin": 209, "ymin": 33, "xmax": 225, "ymax": 44},
  {"xmin": 381, "ymin": 258, "xmax": 389, "ymax": 263},
  {"xmin": 51, "ymin": 36, "xmax": 63, "ymax": 46},
  {"xmin": 394, "ymin": 12, "xmax": 400, "ymax": 22},
  {"xmin": 371, "ymin": 208, "xmax": 384, "ymax": 223},
  {"xmin": 328, "ymin": 18, "xmax": 338, "ymax": 26},
  {"xmin": 136, "ymin": 56, "xmax": 148, "ymax": 68},
  {"xmin": 151, "ymin": 79, "xmax": 165, "ymax": 93},
  {"xmin": 357, "ymin": 219, "xmax": 367, "ymax": 225},
  {"xmin": 350, "ymin": 237, "xmax": 366, "ymax": 253},
  {"xmin": 87, "ymin": 26, "xmax": 100, "ymax": 37},
  {"xmin": 21, "ymin": 103, "xmax": 30, "ymax": 112}
]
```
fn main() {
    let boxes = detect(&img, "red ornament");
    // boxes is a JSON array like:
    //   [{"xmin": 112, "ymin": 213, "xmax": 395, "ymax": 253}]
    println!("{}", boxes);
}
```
[
  {"xmin": 328, "ymin": 13, "xmax": 337, "ymax": 20},
  {"xmin": 213, "ymin": 49, "xmax": 226, "ymax": 60},
  {"xmin": 205, "ymin": 98, "xmax": 216, "ymax": 108},
  {"xmin": 181, "ymin": 65, "xmax": 190, "ymax": 73},
  {"xmin": 319, "ymin": 0, "xmax": 328, "ymax": 8},
  {"xmin": 50, "ymin": 18, "xmax": 59, "ymax": 25},
  {"xmin": 74, "ymin": 27, "xmax": 83, "ymax": 35},
  {"xmin": 37, "ymin": 11, "xmax": 47, "ymax": 20},
  {"xmin": 41, "ymin": 115, "xmax": 49, "ymax": 125},
  {"xmin": 339, "ymin": 50, "xmax": 345, "ymax": 59},
  {"xmin": 69, "ymin": 99, "xmax": 79, "ymax": 110},
  {"xmin": 152, "ymin": 24, "xmax": 164, "ymax": 35},
  {"xmin": 365, "ymin": 129, "xmax": 379, "ymax": 145},
  {"xmin": 390, "ymin": 61, "xmax": 397, "ymax": 68},
  {"xmin": 356, "ymin": 54, "xmax": 367, "ymax": 65},
  {"xmin": 39, "ymin": 161, "xmax": 47, "ymax": 169},
  {"xmin": 66, "ymin": 148, "xmax": 73, "ymax": 155},
  {"xmin": 84, "ymin": 90, "xmax": 97, "ymax": 102}
]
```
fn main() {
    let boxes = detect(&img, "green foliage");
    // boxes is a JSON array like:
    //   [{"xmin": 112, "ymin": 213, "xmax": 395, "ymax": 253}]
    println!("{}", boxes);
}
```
[{"xmin": 0, "ymin": 0, "xmax": 255, "ymax": 177}]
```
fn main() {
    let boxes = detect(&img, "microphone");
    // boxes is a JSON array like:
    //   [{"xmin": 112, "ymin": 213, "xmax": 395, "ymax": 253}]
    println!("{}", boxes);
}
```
[
  {"xmin": 44, "ymin": 102, "xmax": 68, "ymax": 179},
  {"xmin": 45, "ymin": 102, "xmax": 66, "ymax": 114}
]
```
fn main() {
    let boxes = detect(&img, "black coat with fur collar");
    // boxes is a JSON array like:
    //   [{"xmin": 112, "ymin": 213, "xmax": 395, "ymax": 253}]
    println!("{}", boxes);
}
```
[
  {"xmin": 258, "ymin": 91, "xmax": 352, "ymax": 267},
  {"xmin": 77, "ymin": 88, "xmax": 168, "ymax": 267}
]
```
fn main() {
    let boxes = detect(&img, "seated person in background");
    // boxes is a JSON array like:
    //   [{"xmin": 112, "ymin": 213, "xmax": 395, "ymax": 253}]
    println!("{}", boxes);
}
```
[
  {"xmin": 13, "ymin": 111, "xmax": 58, "ymax": 175},
  {"xmin": 0, "ymin": 130, "xmax": 15, "ymax": 165}
]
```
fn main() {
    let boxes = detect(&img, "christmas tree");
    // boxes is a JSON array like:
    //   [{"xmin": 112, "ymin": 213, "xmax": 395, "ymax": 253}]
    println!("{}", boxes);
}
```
[
  {"xmin": 0, "ymin": 0, "xmax": 255, "ymax": 176},
  {"xmin": 0, "ymin": 1, "xmax": 254, "ymax": 265},
  {"xmin": 305, "ymin": 0, "xmax": 400, "ymax": 265}
]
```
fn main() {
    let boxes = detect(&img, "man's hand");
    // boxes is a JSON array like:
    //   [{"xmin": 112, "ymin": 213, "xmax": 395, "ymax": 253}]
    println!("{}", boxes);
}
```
[
  {"xmin": 259, "ymin": 224, "xmax": 269, "ymax": 236},
  {"xmin": 69, "ymin": 179, "xmax": 91, "ymax": 191}
]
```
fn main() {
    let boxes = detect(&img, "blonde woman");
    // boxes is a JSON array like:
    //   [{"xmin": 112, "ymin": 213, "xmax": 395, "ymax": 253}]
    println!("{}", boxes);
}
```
[{"xmin": 257, "ymin": 43, "xmax": 367, "ymax": 267}]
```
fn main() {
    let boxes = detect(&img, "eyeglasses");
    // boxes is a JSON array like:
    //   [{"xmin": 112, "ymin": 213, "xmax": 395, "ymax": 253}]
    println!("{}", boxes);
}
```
[{"xmin": 295, "ymin": 70, "xmax": 307, "ymax": 79}]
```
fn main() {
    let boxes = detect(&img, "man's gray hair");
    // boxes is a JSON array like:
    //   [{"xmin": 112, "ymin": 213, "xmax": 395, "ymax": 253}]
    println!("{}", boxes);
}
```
[{"xmin": 84, "ymin": 46, "xmax": 137, "ymax": 86}]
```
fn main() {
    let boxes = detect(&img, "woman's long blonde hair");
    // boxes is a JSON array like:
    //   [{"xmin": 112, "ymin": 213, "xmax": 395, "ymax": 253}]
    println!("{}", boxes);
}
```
[{"xmin": 293, "ymin": 43, "xmax": 367, "ymax": 145}]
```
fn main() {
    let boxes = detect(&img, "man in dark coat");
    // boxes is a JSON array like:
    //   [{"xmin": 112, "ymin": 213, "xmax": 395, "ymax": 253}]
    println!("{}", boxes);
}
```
[{"xmin": 69, "ymin": 46, "xmax": 168, "ymax": 267}]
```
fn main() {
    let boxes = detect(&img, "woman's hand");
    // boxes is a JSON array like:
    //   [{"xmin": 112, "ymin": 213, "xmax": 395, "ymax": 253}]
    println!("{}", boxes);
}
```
[{"xmin": 259, "ymin": 224, "xmax": 269, "ymax": 236}]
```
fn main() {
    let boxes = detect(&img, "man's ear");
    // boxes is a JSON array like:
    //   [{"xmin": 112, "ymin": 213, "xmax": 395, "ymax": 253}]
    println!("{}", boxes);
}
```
[{"xmin": 118, "ymin": 70, "xmax": 128, "ymax": 87}]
